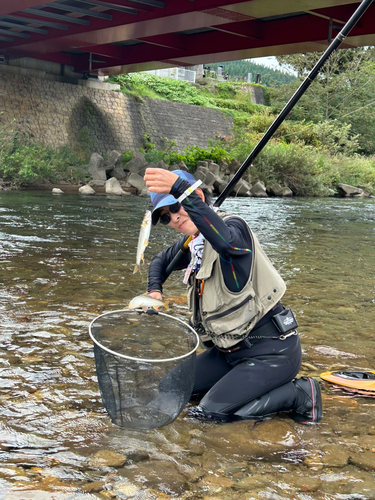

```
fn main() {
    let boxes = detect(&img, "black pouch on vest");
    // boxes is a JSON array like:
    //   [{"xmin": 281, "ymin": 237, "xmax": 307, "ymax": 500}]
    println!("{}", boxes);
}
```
[{"xmin": 272, "ymin": 308, "xmax": 298, "ymax": 334}]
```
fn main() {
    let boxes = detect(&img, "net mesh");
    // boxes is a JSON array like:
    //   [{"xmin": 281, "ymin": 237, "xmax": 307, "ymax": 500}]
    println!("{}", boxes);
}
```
[{"xmin": 90, "ymin": 310, "xmax": 198, "ymax": 430}]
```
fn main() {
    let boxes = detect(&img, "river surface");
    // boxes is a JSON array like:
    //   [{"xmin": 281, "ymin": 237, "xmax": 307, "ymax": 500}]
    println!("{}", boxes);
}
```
[{"xmin": 0, "ymin": 191, "xmax": 374, "ymax": 500}]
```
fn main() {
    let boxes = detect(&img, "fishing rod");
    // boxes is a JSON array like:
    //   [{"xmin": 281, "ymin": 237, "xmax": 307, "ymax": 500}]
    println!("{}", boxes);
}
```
[
  {"xmin": 215, "ymin": 0, "xmax": 373, "ymax": 206},
  {"xmin": 164, "ymin": 0, "xmax": 373, "ymax": 278}
]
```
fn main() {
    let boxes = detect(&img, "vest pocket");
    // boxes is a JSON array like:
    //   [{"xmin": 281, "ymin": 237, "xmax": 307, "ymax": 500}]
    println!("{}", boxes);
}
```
[{"xmin": 203, "ymin": 294, "xmax": 257, "ymax": 336}]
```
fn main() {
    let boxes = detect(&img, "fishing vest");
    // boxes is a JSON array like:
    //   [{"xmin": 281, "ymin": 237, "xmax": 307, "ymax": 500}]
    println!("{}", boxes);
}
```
[{"xmin": 187, "ymin": 212, "xmax": 286, "ymax": 349}]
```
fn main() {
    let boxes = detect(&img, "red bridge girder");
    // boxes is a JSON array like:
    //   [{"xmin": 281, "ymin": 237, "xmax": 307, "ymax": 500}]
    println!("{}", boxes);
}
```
[{"xmin": 0, "ymin": 0, "xmax": 374, "ymax": 75}]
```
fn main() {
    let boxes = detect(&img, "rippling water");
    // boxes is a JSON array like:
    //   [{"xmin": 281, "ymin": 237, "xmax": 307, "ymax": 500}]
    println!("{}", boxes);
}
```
[{"xmin": 0, "ymin": 191, "xmax": 374, "ymax": 499}]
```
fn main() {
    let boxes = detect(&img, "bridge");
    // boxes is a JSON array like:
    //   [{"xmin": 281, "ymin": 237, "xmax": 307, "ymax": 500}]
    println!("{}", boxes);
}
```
[{"xmin": 0, "ymin": 1, "xmax": 374, "ymax": 76}]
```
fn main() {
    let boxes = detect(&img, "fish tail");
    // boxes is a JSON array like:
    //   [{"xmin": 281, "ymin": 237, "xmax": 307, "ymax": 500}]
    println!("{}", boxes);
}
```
[{"xmin": 133, "ymin": 264, "xmax": 140, "ymax": 274}]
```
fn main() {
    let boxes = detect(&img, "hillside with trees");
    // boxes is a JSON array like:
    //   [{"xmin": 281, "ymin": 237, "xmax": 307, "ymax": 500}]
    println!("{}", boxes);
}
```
[{"xmin": 207, "ymin": 59, "xmax": 296, "ymax": 86}]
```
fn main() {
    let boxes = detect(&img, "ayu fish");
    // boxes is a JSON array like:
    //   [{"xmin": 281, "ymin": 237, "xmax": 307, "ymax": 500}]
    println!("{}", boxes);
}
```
[
  {"xmin": 128, "ymin": 294, "xmax": 168, "ymax": 311},
  {"xmin": 133, "ymin": 210, "xmax": 152, "ymax": 274}
]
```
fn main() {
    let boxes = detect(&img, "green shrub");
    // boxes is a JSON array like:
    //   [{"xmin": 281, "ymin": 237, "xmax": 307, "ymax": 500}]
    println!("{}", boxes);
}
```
[
  {"xmin": 109, "ymin": 73, "xmax": 212, "ymax": 106},
  {"xmin": 0, "ymin": 131, "xmax": 87, "ymax": 186},
  {"xmin": 124, "ymin": 140, "xmax": 233, "ymax": 171},
  {"xmin": 211, "ymin": 98, "xmax": 261, "ymax": 114}
]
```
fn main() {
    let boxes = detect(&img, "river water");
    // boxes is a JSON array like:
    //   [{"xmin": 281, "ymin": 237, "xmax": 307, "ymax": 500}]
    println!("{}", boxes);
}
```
[{"xmin": 0, "ymin": 191, "xmax": 374, "ymax": 500}]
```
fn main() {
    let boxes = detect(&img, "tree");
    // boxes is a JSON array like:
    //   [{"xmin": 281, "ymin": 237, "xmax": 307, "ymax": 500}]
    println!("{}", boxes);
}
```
[{"xmin": 271, "ymin": 48, "xmax": 375, "ymax": 154}]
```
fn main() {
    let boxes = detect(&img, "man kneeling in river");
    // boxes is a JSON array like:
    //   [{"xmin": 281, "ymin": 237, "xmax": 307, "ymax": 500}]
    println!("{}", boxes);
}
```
[{"xmin": 144, "ymin": 168, "xmax": 323, "ymax": 424}]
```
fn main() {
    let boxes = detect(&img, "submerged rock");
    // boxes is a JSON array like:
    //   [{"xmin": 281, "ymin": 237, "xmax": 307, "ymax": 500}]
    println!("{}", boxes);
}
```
[
  {"xmin": 200, "ymin": 419, "xmax": 300, "ymax": 460},
  {"xmin": 349, "ymin": 450, "xmax": 375, "ymax": 471},
  {"xmin": 89, "ymin": 449, "xmax": 127, "ymax": 468}
]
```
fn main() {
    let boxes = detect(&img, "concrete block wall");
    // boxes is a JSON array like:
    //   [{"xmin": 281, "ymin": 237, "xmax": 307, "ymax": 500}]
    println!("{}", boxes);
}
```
[{"xmin": 0, "ymin": 72, "xmax": 233, "ymax": 156}]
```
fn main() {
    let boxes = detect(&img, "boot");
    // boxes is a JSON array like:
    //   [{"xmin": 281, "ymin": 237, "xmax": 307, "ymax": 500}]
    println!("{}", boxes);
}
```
[
  {"xmin": 292, "ymin": 377, "xmax": 323, "ymax": 424},
  {"xmin": 188, "ymin": 404, "xmax": 230, "ymax": 422},
  {"xmin": 234, "ymin": 377, "xmax": 323, "ymax": 424}
]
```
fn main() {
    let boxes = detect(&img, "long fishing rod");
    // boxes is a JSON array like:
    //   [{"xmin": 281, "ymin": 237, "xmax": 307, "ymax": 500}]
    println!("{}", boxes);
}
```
[
  {"xmin": 164, "ymin": 0, "xmax": 373, "ymax": 278},
  {"xmin": 215, "ymin": 0, "xmax": 373, "ymax": 207}
]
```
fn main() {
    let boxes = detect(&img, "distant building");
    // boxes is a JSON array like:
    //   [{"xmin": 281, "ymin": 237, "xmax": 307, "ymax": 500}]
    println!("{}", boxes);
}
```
[{"xmin": 145, "ymin": 65, "xmax": 202, "ymax": 83}]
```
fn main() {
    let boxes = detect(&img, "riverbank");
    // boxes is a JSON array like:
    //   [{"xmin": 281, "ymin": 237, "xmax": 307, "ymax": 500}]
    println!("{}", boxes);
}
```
[{"xmin": 5, "ymin": 149, "xmax": 373, "ymax": 202}]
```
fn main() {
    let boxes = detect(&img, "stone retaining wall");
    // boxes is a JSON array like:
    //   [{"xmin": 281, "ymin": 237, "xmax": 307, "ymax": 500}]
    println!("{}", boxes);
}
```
[{"xmin": 0, "ymin": 72, "xmax": 233, "ymax": 155}]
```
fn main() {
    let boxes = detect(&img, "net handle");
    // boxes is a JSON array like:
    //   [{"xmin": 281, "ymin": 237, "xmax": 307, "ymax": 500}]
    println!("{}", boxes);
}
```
[{"xmin": 89, "ymin": 309, "xmax": 200, "ymax": 363}]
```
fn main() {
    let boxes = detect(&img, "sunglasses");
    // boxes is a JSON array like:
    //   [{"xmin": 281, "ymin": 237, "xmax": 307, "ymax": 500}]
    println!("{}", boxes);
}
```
[{"xmin": 159, "ymin": 202, "xmax": 181, "ymax": 225}]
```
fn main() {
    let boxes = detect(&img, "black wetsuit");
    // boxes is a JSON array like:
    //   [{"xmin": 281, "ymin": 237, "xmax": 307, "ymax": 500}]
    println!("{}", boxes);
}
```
[{"xmin": 148, "ymin": 178, "xmax": 302, "ymax": 418}]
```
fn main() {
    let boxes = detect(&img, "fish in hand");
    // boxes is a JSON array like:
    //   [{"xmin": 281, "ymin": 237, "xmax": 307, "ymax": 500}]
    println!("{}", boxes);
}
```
[
  {"xmin": 134, "ymin": 210, "xmax": 152, "ymax": 274},
  {"xmin": 128, "ymin": 294, "xmax": 168, "ymax": 311}
]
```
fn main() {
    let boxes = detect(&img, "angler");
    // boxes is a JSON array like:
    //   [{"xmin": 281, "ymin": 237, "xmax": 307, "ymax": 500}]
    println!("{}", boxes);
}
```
[{"xmin": 144, "ymin": 168, "xmax": 322, "ymax": 424}]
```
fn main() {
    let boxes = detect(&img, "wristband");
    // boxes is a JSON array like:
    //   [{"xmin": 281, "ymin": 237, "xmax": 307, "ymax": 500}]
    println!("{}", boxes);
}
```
[{"xmin": 177, "ymin": 179, "xmax": 202, "ymax": 203}]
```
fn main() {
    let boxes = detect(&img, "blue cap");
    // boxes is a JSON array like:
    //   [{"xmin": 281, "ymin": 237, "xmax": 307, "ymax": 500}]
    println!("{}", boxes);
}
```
[{"xmin": 150, "ymin": 170, "xmax": 196, "ymax": 225}]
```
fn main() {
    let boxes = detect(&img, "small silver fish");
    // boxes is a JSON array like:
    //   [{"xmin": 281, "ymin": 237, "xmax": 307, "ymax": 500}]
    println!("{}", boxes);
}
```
[
  {"xmin": 133, "ymin": 210, "xmax": 152, "ymax": 274},
  {"xmin": 128, "ymin": 294, "xmax": 168, "ymax": 311}
]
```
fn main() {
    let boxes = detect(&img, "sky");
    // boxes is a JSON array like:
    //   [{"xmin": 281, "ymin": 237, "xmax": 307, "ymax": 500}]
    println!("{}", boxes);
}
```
[
  {"xmin": 250, "ymin": 56, "xmax": 297, "ymax": 75},
  {"xmin": 251, "ymin": 56, "xmax": 281, "ymax": 69}
]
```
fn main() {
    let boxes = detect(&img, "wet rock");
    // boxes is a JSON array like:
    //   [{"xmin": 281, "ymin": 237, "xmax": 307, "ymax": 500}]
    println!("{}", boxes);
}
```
[
  {"xmin": 251, "ymin": 419, "xmax": 300, "ymax": 446},
  {"xmin": 232, "ymin": 178, "xmax": 251, "ymax": 196},
  {"xmin": 105, "ymin": 177, "xmax": 126, "ymax": 195},
  {"xmin": 189, "ymin": 438, "xmax": 206, "ymax": 456},
  {"xmin": 127, "ymin": 173, "xmax": 146, "ymax": 193},
  {"xmin": 113, "ymin": 481, "xmax": 140, "ymax": 497},
  {"xmin": 288, "ymin": 473, "xmax": 321, "ymax": 492},
  {"xmin": 169, "ymin": 160, "xmax": 188, "ymax": 171},
  {"xmin": 201, "ymin": 419, "xmax": 300, "ymax": 460},
  {"xmin": 88, "ymin": 153, "xmax": 107, "ymax": 181},
  {"xmin": 358, "ymin": 434, "xmax": 375, "ymax": 451},
  {"xmin": 194, "ymin": 168, "xmax": 208, "ymax": 183},
  {"xmin": 110, "ymin": 166, "xmax": 127, "ymax": 180},
  {"xmin": 197, "ymin": 160, "xmax": 211, "ymax": 169},
  {"xmin": 123, "ymin": 459, "xmax": 190, "ymax": 495},
  {"xmin": 337, "ymin": 183, "xmax": 364, "ymax": 197},
  {"xmin": 208, "ymin": 162, "xmax": 220, "ymax": 177},
  {"xmin": 81, "ymin": 480, "xmax": 105, "ymax": 492},
  {"xmin": 234, "ymin": 473, "xmax": 272, "ymax": 490},
  {"xmin": 89, "ymin": 450, "xmax": 127, "ymax": 468},
  {"xmin": 201, "ymin": 473, "xmax": 234, "ymax": 489},
  {"xmin": 250, "ymin": 180, "xmax": 267, "ymax": 197},
  {"xmin": 303, "ymin": 452, "xmax": 324, "ymax": 470},
  {"xmin": 89, "ymin": 180, "xmax": 106, "ymax": 188},
  {"xmin": 228, "ymin": 159, "xmax": 240, "ymax": 173},
  {"xmin": 213, "ymin": 176, "xmax": 228, "ymax": 194},
  {"xmin": 204, "ymin": 170, "xmax": 216, "ymax": 187},
  {"xmin": 200, "ymin": 450, "xmax": 224, "ymax": 471},
  {"xmin": 126, "ymin": 451, "xmax": 150, "ymax": 463},
  {"xmin": 79, "ymin": 185, "xmax": 95, "ymax": 195},
  {"xmin": 125, "ymin": 152, "xmax": 148, "ymax": 175},
  {"xmin": 223, "ymin": 461, "xmax": 248, "ymax": 476},
  {"xmin": 319, "ymin": 471, "xmax": 359, "ymax": 495},
  {"xmin": 268, "ymin": 183, "xmax": 293, "ymax": 197},
  {"xmin": 321, "ymin": 444, "xmax": 349, "ymax": 467},
  {"xmin": 349, "ymin": 450, "xmax": 375, "ymax": 471},
  {"xmin": 107, "ymin": 150, "xmax": 123, "ymax": 169},
  {"xmin": 0, "ymin": 425, "xmax": 58, "ymax": 450},
  {"xmin": 52, "ymin": 188, "xmax": 64, "ymax": 194}
]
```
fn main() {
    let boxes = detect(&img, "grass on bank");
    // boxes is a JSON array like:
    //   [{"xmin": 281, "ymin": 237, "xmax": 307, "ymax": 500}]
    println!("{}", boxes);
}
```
[{"xmin": 0, "ymin": 125, "xmax": 87, "ymax": 187}]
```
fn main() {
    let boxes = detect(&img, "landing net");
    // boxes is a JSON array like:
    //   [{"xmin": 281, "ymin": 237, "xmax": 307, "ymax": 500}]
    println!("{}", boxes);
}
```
[{"xmin": 89, "ymin": 309, "xmax": 199, "ymax": 430}]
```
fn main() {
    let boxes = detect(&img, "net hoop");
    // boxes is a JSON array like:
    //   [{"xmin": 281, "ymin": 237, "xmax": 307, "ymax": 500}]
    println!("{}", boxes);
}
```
[{"xmin": 89, "ymin": 309, "xmax": 200, "ymax": 363}]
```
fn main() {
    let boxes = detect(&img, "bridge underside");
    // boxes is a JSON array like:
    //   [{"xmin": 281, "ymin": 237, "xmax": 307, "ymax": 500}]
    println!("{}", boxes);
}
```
[{"xmin": 0, "ymin": 1, "xmax": 374, "ymax": 76}]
